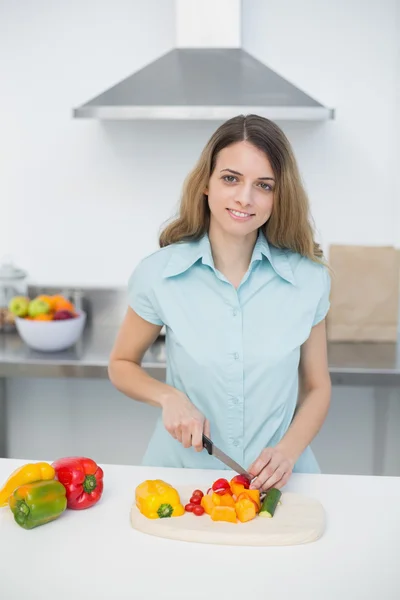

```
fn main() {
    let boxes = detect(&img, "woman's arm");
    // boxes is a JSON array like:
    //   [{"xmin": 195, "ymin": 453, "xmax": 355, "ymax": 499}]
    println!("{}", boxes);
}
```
[
  {"xmin": 249, "ymin": 319, "xmax": 331, "ymax": 491},
  {"xmin": 276, "ymin": 318, "xmax": 332, "ymax": 462},
  {"xmin": 108, "ymin": 306, "xmax": 173, "ymax": 408},
  {"xmin": 108, "ymin": 306, "xmax": 210, "ymax": 450}
]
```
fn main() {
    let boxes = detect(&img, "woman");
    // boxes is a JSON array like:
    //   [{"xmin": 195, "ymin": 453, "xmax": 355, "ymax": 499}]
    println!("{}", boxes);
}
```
[{"xmin": 108, "ymin": 114, "xmax": 331, "ymax": 492}]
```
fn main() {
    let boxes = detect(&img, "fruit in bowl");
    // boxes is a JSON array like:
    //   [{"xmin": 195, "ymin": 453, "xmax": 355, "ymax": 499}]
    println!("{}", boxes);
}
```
[
  {"xmin": 8, "ymin": 293, "xmax": 86, "ymax": 352},
  {"xmin": 8, "ymin": 293, "xmax": 78, "ymax": 322},
  {"xmin": 53, "ymin": 309, "xmax": 75, "ymax": 321},
  {"xmin": 8, "ymin": 296, "xmax": 30, "ymax": 317}
]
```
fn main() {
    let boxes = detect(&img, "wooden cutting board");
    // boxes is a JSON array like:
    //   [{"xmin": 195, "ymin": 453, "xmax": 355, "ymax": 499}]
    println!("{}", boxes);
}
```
[{"xmin": 130, "ymin": 485, "xmax": 326, "ymax": 546}]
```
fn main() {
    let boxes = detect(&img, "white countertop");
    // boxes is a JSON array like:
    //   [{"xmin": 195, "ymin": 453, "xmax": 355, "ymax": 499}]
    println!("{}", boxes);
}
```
[{"xmin": 0, "ymin": 458, "xmax": 399, "ymax": 600}]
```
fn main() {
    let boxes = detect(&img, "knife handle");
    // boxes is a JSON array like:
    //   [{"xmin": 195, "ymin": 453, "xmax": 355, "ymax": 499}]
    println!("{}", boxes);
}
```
[{"xmin": 202, "ymin": 434, "xmax": 213, "ymax": 455}]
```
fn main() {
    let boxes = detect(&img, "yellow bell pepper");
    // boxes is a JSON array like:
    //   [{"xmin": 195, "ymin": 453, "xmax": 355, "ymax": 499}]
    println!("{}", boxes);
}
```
[
  {"xmin": 0, "ymin": 462, "xmax": 55, "ymax": 507},
  {"xmin": 135, "ymin": 479, "xmax": 185, "ymax": 519}
]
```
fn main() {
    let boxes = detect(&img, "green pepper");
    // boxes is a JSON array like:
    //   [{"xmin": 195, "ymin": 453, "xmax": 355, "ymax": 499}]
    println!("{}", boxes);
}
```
[{"xmin": 8, "ymin": 479, "xmax": 67, "ymax": 529}]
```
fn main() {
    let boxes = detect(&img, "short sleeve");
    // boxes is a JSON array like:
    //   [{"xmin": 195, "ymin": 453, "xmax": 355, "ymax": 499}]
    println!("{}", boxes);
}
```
[
  {"xmin": 127, "ymin": 259, "xmax": 164, "ymax": 326},
  {"xmin": 312, "ymin": 266, "xmax": 331, "ymax": 326}
]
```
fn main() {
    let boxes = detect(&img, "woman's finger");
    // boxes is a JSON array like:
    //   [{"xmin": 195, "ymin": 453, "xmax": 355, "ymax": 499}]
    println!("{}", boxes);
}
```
[
  {"xmin": 273, "ymin": 472, "xmax": 290, "ymax": 490},
  {"xmin": 191, "ymin": 419, "xmax": 204, "ymax": 452},
  {"xmin": 249, "ymin": 447, "xmax": 273, "ymax": 479},
  {"xmin": 261, "ymin": 466, "xmax": 286, "ymax": 491},
  {"xmin": 174, "ymin": 424, "xmax": 183, "ymax": 444},
  {"xmin": 251, "ymin": 453, "xmax": 282, "ymax": 490},
  {"xmin": 181, "ymin": 424, "xmax": 193, "ymax": 448}
]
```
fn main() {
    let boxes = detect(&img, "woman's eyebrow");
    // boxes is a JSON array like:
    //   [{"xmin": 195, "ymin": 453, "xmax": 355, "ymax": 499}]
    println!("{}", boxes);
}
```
[{"xmin": 220, "ymin": 168, "xmax": 275, "ymax": 181}]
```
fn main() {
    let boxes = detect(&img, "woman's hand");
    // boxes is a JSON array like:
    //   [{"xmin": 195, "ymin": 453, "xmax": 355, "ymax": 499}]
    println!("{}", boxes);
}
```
[
  {"xmin": 248, "ymin": 446, "xmax": 294, "ymax": 491},
  {"xmin": 161, "ymin": 391, "xmax": 210, "ymax": 452}
]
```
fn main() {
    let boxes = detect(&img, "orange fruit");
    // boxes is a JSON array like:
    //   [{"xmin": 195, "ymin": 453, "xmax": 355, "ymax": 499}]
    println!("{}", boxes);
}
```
[
  {"xmin": 36, "ymin": 295, "xmax": 57, "ymax": 311},
  {"xmin": 51, "ymin": 295, "xmax": 74, "ymax": 312},
  {"xmin": 33, "ymin": 314, "xmax": 53, "ymax": 321}
]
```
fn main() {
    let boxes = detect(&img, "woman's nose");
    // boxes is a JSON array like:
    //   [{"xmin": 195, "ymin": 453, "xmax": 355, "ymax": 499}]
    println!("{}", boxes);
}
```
[{"xmin": 234, "ymin": 184, "xmax": 253, "ymax": 208}]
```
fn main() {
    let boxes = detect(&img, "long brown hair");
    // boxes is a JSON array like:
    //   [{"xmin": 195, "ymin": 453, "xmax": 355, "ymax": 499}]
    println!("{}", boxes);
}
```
[{"xmin": 159, "ymin": 114, "xmax": 325, "ymax": 263}]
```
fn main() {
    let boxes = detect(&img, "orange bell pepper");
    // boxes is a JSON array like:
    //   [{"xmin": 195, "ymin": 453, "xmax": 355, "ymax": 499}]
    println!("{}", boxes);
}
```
[
  {"xmin": 212, "ymin": 491, "xmax": 235, "ymax": 508},
  {"xmin": 211, "ymin": 506, "xmax": 237, "ymax": 523},
  {"xmin": 200, "ymin": 494, "xmax": 215, "ymax": 515},
  {"xmin": 237, "ymin": 490, "xmax": 261, "ymax": 511},
  {"xmin": 235, "ymin": 496, "xmax": 257, "ymax": 523},
  {"xmin": 230, "ymin": 482, "xmax": 246, "ymax": 497}
]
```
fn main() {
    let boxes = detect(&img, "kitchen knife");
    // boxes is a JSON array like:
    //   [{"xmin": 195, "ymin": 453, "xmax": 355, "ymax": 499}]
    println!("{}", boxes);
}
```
[{"xmin": 202, "ymin": 434, "xmax": 255, "ymax": 482}]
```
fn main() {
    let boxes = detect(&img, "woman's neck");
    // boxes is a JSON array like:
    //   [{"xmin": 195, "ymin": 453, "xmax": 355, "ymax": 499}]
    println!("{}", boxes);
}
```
[{"xmin": 208, "ymin": 222, "xmax": 258, "ymax": 288}]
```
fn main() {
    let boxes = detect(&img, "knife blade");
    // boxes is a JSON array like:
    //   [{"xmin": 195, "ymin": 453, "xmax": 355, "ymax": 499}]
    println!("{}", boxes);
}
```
[{"xmin": 202, "ymin": 434, "xmax": 254, "ymax": 482}]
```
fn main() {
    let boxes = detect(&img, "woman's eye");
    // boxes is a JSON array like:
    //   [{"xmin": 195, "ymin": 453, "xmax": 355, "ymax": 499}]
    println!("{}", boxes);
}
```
[
  {"xmin": 223, "ymin": 175, "xmax": 237, "ymax": 183},
  {"xmin": 258, "ymin": 182, "xmax": 273, "ymax": 191}
]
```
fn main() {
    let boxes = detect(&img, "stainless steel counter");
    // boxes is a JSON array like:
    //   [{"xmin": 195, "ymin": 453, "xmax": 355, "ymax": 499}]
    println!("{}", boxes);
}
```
[{"xmin": 1, "ymin": 326, "xmax": 400, "ymax": 386}]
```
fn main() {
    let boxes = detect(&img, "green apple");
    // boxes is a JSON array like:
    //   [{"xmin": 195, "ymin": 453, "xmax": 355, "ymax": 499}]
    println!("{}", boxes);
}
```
[
  {"xmin": 28, "ymin": 298, "xmax": 51, "ymax": 318},
  {"xmin": 8, "ymin": 296, "xmax": 30, "ymax": 317}
]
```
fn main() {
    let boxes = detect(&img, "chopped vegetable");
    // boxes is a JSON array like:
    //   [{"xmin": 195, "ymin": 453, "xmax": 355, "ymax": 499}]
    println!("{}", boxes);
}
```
[
  {"xmin": 200, "ymin": 494, "xmax": 215, "ymax": 515},
  {"xmin": 212, "ymin": 491, "xmax": 235, "ymax": 508},
  {"xmin": 237, "ymin": 489, "xmax": 261, "ymax": 511},
  {"xmin": 211, "ymin": 506, "xmax": 237, "ymax": 523},
  {"xmin": 230, "ymin": 474, "xmax": 251, "ymax": 489},
  {"xmin": 259, "ymin": 488, "xmax": 282, "ymax": 518},
  {"xmin": 212, "ymin": 478, "xmax": 230, "ymax": 495},
  {"xmin": 235, "ymin": 496, "xmax": 257, "ymax": 523}
]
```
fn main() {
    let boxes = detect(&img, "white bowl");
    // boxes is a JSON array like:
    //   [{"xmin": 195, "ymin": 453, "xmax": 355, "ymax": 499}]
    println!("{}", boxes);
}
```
[{"xmin": 15, "ymin": 310, "xmax": 87, "ymax": 352}]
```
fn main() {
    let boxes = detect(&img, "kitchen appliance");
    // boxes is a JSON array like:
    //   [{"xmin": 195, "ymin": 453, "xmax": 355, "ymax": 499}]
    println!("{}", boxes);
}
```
[
  {"xmin": 73, "ymin": 0, "xmax": 334, "ymax": 121},
  {"xmin": 0, "ymin": 258, "xmax": 28, "ymax": 332}
]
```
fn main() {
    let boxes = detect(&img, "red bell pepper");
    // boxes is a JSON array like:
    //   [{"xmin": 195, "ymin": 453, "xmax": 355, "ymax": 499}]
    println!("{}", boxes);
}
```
[{"xmin": 52, "ymin": 457, "xmax": 104, "ymax": 510}]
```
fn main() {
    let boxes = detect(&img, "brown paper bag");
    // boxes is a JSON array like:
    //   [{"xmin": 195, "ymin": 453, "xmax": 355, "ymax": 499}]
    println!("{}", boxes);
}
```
[{"xmin": 326, "ymin": 245, "xmax": 400, "ymax": 342}]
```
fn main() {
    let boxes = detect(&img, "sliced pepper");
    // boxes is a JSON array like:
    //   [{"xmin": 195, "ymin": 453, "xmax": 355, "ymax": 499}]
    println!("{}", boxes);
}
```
[
  {"xmin": 0, "ymin": 462, "xmax": 55, "ymax": 507},
  {"xmin": 200, "ymin": 494, "xmax": 215, "ymax": 515},
  {"xmin": 8, "ymin": 480, "xmax": 67, "ymax": 529},
  {"xmin": 212, "ymin": 491, "xmax": 236, "ymax": 508},
  {"xmin": 237, "ymin": 489, "xmax": 261, "ymax": 511},
  {"xmin": 235, "ymin": 496, "xmax": 257, "ymax": 523},
  {"xmin": 135, "ymin": 480, "xmax": 185, "ymax": 519},
  {"xmin": 211, "ymin": 506, "xmax": 237, "ymax": 523},
  {"xmin": 230, "ymin": 482, "xmax": 246, "ymax": 497}
]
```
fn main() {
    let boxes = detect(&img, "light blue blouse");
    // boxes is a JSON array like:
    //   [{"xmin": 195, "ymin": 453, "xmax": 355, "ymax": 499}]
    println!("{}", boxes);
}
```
[{"xmin": 127, "ymin": 229, "xmax": 331, "ymax": 474}]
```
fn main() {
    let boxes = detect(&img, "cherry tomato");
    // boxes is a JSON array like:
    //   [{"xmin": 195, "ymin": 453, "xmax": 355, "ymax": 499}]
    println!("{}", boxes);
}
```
[
  {"xmin": 193, "ymin": 505, "xmax": 205, "ymax": 516},
  {"xmin": 190, "ymin": 495, "xmax": 201, "ymax": 505},
  {"xmin": 191, "ymin": 489, "xmax": 204, "ymax": 498},
  {"xmin": 212, "ymin": 478, "xmax": 230, "ymax": 495},
  {"xmin": 185, "ymin": 503, "xmax": 195, "ymax": 512}
]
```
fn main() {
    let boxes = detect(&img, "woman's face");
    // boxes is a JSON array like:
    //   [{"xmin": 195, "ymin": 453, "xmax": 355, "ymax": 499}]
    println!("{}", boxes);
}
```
[{"xmin": 205, "ymin": 141, "xmax": 275, "ymax": 239}]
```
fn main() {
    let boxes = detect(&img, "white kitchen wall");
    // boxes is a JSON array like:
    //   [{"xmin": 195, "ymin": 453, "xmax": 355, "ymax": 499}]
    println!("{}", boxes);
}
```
[
  {"xmin": 1, "ymin": 0, "xmax": 399, "ymax": 286},
  {"xmin": 1, "ymin": 1, "xmax": 400, "ymax": 476},
  {"xmin": 242, "ymin": 0, "xmax": 400, "ymax": 251}
]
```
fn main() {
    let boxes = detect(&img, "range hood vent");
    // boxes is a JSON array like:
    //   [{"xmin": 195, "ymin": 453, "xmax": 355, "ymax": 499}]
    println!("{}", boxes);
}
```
[{"xmin": 73, "ymin": 1, "xmax": 334, "ymax": 121}]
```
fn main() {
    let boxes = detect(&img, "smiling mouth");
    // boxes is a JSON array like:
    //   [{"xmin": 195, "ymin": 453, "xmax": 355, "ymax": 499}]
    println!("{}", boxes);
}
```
[{"xmin": 227, "ymin": 208, "xmax": 254, "ymax": 219}]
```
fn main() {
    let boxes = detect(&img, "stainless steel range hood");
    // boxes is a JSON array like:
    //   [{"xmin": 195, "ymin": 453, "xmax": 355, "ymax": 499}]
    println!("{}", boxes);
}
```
[{"xmin": 73, "ymin": 0, "xmax": 334, "ymax": 121}]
